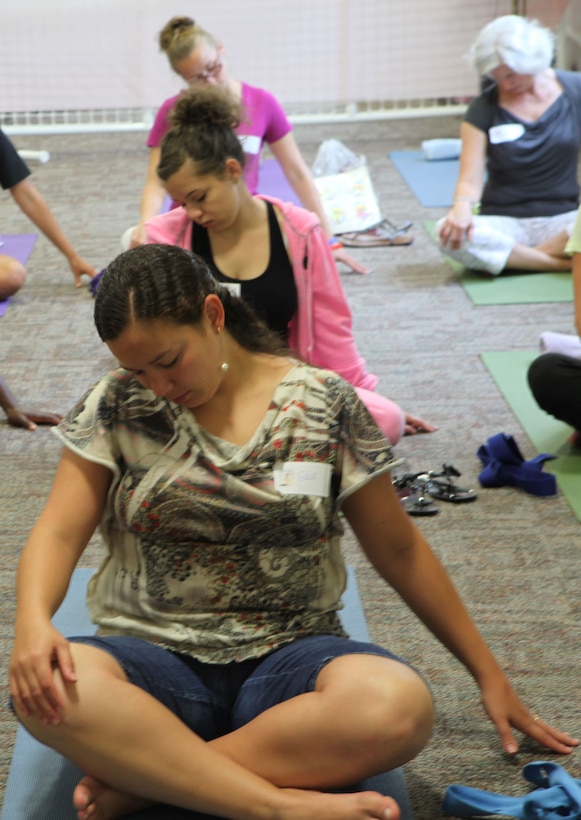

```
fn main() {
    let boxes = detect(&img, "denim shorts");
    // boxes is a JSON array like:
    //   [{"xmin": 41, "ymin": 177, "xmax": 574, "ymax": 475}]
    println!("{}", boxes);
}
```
[{"xmin": 70, "ymin": 634, "xmax": 410, "ymax": 741}]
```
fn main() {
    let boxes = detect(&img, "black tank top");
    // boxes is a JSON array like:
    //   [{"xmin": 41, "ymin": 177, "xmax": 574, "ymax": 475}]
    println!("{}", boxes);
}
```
[{"xmin": 191, "ymin": 200, "xmax": 298, "ymax": 342}]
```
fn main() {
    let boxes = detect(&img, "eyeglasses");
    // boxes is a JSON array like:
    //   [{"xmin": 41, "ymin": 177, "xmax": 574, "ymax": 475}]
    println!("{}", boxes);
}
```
[{"xmin": 188, "ymin": 58, "xmax": 223, "ymax": 85}]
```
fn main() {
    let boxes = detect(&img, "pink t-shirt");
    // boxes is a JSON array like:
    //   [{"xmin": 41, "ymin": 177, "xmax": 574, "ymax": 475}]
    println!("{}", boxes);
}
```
[{"xmin": 147, "ymin": 82, "xmax": 292, "ymax": 194}]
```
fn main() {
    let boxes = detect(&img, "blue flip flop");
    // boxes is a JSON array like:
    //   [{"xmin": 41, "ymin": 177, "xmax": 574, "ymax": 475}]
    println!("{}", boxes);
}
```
[
  {"xmin": 443, "ymin": 761, "xmax": 581, "ymax": 818},
  {"xmin": 476, "ymin": 432, "xmax": 557, "ymax": 497}
]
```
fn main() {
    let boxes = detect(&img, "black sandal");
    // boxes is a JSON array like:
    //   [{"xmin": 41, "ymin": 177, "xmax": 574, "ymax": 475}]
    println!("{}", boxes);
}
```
[
  {"xmin": 416, "ymin": 464, "xmax": 477, "ymax": 503},
  {"xmin": 393, "ymin": 475, "xmax": 439, "ymax": 516}
]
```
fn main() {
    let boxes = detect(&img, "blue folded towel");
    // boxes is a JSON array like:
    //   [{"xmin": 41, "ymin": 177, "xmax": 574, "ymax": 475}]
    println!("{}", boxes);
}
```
[
  {"xmin": 477, "ymin": 432, "xmax": 557, "ymax": 497},
  {"xmin": 443, "ymin": 761, "xmax": 581, "ymax": 818}
]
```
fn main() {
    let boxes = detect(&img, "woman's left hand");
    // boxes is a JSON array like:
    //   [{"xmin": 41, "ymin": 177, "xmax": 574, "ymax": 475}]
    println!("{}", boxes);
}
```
[
  {"xmin": 480, "ymin": 675, "xmax": 579, "ymax": 755},
  {"xmin": 403, "ymin": 412, "xmax": 438, "ymax": 436},
  {"xmin": 332, "ymin": 245, "xmax": 372, "ymax": 275}
]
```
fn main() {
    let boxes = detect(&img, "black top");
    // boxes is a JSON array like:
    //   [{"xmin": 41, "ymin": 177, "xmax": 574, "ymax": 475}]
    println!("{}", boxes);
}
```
[
  {"xmin": 0, "ymin": 129, "xmax": 30, "ymax": 190},
  {"xmin": 464, "ymin": 70, "xmax": 581, "ymax": 217},
  {"xmin": 192, "ymin": 200, "xmax": 297, "ymax": 342}
]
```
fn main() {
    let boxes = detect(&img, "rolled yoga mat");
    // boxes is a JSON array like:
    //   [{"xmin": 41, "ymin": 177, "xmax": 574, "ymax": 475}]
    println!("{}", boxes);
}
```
[{"xmin": 1, "ymin": 567, "xmax": 415, "ymax": 820}]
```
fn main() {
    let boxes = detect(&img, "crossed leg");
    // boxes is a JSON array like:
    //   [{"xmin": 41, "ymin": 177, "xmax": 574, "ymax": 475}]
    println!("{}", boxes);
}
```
[
  {"xmin": 506, "ymin": 230, "xmax": 572, "ymax": 272},
  {"xmin": 16, "ymin": 644, "xmax": 434, "ymax": 820}
]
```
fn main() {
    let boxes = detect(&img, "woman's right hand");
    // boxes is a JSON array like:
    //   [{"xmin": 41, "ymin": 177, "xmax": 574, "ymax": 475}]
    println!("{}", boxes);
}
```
[
  {"xmin": 9, "ymin": 620, "xmax": 77, "ymax": 724},
  {"xmin": 438, "ymin": 201, "xmax": 474, "ymax": 250},
  {"xmin": 6, "ymin": 406, "xmax": 63, "ymax": 431}
]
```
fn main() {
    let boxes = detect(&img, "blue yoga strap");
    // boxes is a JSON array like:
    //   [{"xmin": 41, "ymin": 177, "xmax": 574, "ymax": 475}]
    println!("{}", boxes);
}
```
[{"xmin": 477, "ymin": 432, "xmax": 557, "ymax": 497}]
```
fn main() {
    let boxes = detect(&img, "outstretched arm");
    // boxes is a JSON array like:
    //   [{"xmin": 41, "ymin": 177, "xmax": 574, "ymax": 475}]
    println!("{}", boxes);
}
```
[
  {"xmin": 10, "ymin": 178, "xmax": 97, "ymax": 286},
  {"xmin": 269, "ymin": 132, "xmax": 371, "ymax": 275},
  {"xmin": 9, "ymin": 448, "xmax": 112, "ymax": 722},
  {"xmin": 0, "ymin": 373, "xmax": 62, "ymax": 430},
  {"xmin": 130, "ymin": 146, "xmax": 169, "ymax": 248},
  {"xmin": 342, "ymin": 473, "xmax": 579, "ymax": 755},
  {"xmin": 438, "ymin": 122, "xmax": 487, "ymax": 250}
]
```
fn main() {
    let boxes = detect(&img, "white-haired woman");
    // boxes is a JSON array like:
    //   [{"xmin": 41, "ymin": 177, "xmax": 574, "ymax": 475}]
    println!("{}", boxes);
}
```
[{"xmin": 438, "ymin": 15, "xmax": 581, "ymax": 275}]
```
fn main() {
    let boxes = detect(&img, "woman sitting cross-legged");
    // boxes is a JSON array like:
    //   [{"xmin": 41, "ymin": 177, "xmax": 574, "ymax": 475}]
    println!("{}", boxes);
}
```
[
  {"xmin": 438, "ymin": 15, "xmax": 581, "ymax": 276},
  {"xmin": 9, "ymin": 245, "xmax": 577, "ymax": 820},
  {"xmin": 145, "ymin": 85, "xmax": 436, "ymax": 444}
]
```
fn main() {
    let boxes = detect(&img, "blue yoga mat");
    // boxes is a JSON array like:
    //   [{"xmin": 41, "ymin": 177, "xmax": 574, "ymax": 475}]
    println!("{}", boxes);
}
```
[
  {"xmin": 1, "ymin": 568, "xmax": 414, "ymax": 820},
  {"xmin": 389, "ymin": 151, "xmax": 459, "ymax": 208}
]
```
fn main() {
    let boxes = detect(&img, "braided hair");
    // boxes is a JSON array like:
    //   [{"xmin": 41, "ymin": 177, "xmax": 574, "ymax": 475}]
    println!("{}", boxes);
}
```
[{"xmin": 95, "ymin": 244, "xmax": 287, "ymax": 356}]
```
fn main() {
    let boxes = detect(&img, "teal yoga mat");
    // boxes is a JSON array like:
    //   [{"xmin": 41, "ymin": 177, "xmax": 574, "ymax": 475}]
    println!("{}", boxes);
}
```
[
  {"xmin": 389, "ymin": 150, "xmax": 459, "ymax": 208},
  {"xmin": 1, "ymin": 568, "xmax": 414, "ymax": 820},
  {"xmin": 424, "ymin": 221, "xmax": 573, "ymax": 305},
  {"xmin": 481, "ymin": 350, "xmax": 581, "ymax": 520}
]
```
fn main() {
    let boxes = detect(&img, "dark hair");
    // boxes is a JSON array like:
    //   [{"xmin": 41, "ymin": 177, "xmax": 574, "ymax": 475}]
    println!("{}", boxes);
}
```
[
  {"xmin": 94, "ymin": 244, "xmax": 286, "ymax": 356},
  {"xmin": 157, "ymin": 86, "xmax": 245, "ymax": 181}
]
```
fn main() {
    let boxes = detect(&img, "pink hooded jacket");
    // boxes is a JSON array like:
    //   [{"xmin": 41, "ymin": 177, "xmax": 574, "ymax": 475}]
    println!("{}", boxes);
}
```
[{"xmin": 145, "ymin": 196, "xmax": 405, "ymax": 443}]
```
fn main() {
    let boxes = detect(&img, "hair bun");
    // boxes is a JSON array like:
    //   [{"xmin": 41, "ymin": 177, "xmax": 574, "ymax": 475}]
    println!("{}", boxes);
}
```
[
  {"xmin": 159, "ymin": 16, "xmax": 195, "ymax": 51},
  {"xmin": 170, "ymin": 86, "xmax": 241, "ymax": 131},
  {"xmin": 171, "ymin": 16, "xmax": 194, "ymax": 30}
]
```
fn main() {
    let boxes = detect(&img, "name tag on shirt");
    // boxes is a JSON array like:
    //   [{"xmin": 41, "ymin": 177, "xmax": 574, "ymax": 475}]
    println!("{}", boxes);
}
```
[
  {"xmin": 488, "ymin": 123, "xmax": 525, "ymax": 144},
  {"xmin": 273, "ymin": 462, "xmax": 332, "ymax": 497},
  {"xmin": 220, "ymin": 281, "xmax": 242, "ymax": 298},
  {"xmin": 238, "ymin": 134, "xmax": 262, "ymax": 155}
]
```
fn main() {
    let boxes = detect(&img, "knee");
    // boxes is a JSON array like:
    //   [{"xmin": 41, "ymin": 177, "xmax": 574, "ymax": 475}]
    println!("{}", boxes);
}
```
[
  {"xmin": 17, "ymin": 643, "xmax": 126, "ymax": 736},
  {"xmin": 369, "ymin": 667, "xmax": 434, "ymax": 760},
  {"xmin": 0, "ymin": 257, "xmax": 26, "ymax": 299},
  {"xmin": 327, "ymin": 657, "xmax": 434, "ymax": 766},
  {"xmin": 527, "ymin": 353, "xmax": 566, "ymax": 406}
]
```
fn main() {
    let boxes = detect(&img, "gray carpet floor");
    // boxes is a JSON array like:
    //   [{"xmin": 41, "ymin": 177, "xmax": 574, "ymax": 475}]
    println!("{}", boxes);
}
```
[{"xmin": 1, "ymin": 117, "xmax": 580, "ymax": 818}]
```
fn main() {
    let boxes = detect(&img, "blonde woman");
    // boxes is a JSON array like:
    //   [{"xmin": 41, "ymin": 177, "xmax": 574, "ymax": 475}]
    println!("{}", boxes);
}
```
[{"xmin": 130, "ymin": 16, "xmax": 368, "ymax": 273}]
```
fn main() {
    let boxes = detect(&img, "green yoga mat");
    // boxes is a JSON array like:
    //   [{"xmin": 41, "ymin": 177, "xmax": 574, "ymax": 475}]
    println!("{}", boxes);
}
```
[
  {"xmin": 424, "ymin": 221, "xmax": 573, "ymax": 305},
  {"xmin": 481, "ymin": 350, "xmax": 581, "ymax": 520}
]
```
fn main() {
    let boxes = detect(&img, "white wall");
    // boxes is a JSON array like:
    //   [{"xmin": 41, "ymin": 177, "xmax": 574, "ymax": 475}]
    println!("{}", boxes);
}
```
[{"xmin": 0, "ymin": 0, "xmax": 571, "ymax": 114}]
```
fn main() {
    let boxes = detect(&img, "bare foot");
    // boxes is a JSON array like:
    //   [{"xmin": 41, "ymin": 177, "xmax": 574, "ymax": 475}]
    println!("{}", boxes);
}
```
[
  {"xmin": 283, "ymin": 788, "xmax": 400, "ymax": 820},
  {"xmin": 73, "ymin": 776, "xmax": 153, "ymax": 820},
  {"xmin": 72, "ymin": 776, "xmax": 400, "ymax": 820},
  {"xmin": 535, "ymin": 230, "xmax": 570, "ymax": 257}
]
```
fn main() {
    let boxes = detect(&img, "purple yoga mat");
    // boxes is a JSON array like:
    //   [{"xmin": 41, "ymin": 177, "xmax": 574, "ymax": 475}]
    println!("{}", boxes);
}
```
[
  {"xmin": 256, "ymin": 159, "xmax": 302, "ymax": 206},
  {"xmin": 0, "ymin": 233, "xmax": 37, "ymax": 316}
]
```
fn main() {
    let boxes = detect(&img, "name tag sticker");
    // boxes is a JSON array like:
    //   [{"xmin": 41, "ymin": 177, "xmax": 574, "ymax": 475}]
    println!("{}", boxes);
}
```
[
  {"xmin": 238, "ymin": 134, "xmax": 262, "ymax": 155},
  {"xmin": 273, "ymin": 462, "xmax": 332, "ymax": 497},
  {"xmin": 221, "ymin": 281, "xmax": 242, "ymax": 298},
  {"xmin": 488, "ymin": 123, "xmax": 525, "ymax": 144}
]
